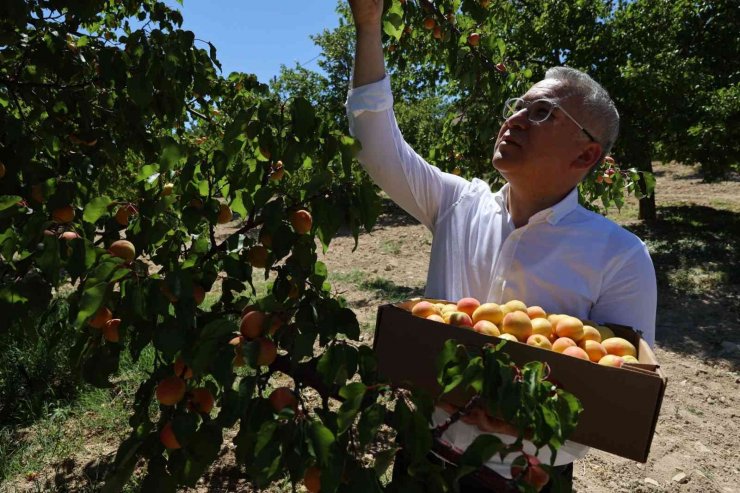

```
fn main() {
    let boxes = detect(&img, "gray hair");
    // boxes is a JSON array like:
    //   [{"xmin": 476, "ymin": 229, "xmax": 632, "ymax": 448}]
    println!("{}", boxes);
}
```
[{"xmin": 544, "ymin": 66, "xmax": 619, "ymax": 162}]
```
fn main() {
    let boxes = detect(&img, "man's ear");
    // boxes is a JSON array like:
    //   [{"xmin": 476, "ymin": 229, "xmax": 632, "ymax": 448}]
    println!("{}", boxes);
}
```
[{"xmin": 571, "ymin": 142, "xmax": 603, "ymax": 171}]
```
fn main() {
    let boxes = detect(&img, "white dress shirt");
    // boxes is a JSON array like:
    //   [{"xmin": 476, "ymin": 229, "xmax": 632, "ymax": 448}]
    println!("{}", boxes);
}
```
[{"xmin": 346, "ymin": 75, "xmax": 657, "ymax": 477}]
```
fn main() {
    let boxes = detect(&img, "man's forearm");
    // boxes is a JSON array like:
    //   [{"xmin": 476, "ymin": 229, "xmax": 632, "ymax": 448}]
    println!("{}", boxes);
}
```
[{"xmin": 353, "ymin": 25, "xmax": 385, "ymax": 88}]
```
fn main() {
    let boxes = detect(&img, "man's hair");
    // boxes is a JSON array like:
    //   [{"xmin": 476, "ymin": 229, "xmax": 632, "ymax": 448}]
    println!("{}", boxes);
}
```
[{"xmin": 544, "ymin": 66, "xmax": 619, "ymax": 163}]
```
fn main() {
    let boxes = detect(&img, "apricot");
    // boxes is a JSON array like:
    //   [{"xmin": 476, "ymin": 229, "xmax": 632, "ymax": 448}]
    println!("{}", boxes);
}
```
[
  {"xmin": 257, "ymin": 338, "xmax": 277, "ymax": 366},
  {"xmin": 161, "ymin": 183, "xmax": 175, "ymax": 196},
  {"xmin": 188, "ymin": 388, "xmax": 215, "ymax": 414},
  {"xmin": 598, "ymin": 354, "xmax": 625, "ymax": 367},
  {"xmin": 156, "ymin": 376, "xmax": 186, "ymax": 406},
  {"xmin": 173, "ymin": 357, "xmax": 193, "ymax": 379},
  {"xmin": 473, "ymin": 320, "xmax": 500, "ymax": 337},
  {"xmin": 423, "ymin": 17, "xmax": 436, "ymax": 30},
  {"xmin": 189, "ymin": 198, "xmax": 204, "ymax": 209},
  {"xmin": 456, "ymin": 297, "xmax": 480, "ymax": 317},
  {"xmin": 581, "ymin": 325, "xmax": 602, "ymax": 343},
  {"xmin": 304, "ymin": 466, "xmax": 321, "ymax": 493},
  {"xmin": 247, "ymin": 245, "xmax": 269, "ymax": 268},
  {"xmin": 526, "ymin": 334, "xmax": 552, "ymax": 350},
  {"xmin": 467, "ymin": 32, "xmax": 480, "ymax": 47},
  {"xmin": 412, "ymin": 300, "xmax": 438, "ymax": 318},
  {"xmin": 501, "ymin": 311, "xmax": 532, "ymax": 341},
  {"xmin": 269, "ymin": 163, "xmax": 284, "ymax": 182},
  {"xmin": 526, "ymin": 306, "xmax": 547, "ymax": 319},
  {"xmin": 448, "ymin": 311, "xmax": 473, "ymax": 327},
  {"xmin": 102, "ymin": 318, "xmax": 121, "ymax": 342},
  {"xmin": 426, "ymin": 314, "xmax": 445, "ymax": 323},
  {"xmin": 555, "ymin": 316, "xmax": 584, "ymax": 342},
  {"xmin": 562, "ymin": 346, "xmax": 590, "ymax": 361},
  {"xmin": 551, "ymin": 337, "xmax": 576, "ymax": 353},
  {"xmin": 240, "ymin": 310, "xmax": 265, "ymax": 339},
  {"xmin": 269, "ymin": 387, "xmax": 297, "ymax": 412},
  {"xmin": 596, "ymin": 325, "xmax": 616, "ymax": 341},
  {"xmin": 511, "ymin": 455, "xmax": 549, "ymax": 491},
  {"xmin": 289, "ymin": 209, "xmax": 312, "ymax": 235},
  {"xmin": 160, "ymin": 422, "xmax": 181, "ymax": 449},
  {"xmin": 502, "ymin": 300, "xmax": 528, "ymax": 315},
  {"xmin": 193, "ymin": 285, "xmax": 206, "ymax": 306},
  {"xmin": 579, "ymin": 340, "xmax": 607, "ymax": 362},
  {"xmin": 472, "ymin": 303, "xmax": 504, "ymax": 325},
  {"xmin": 530, "ymin": 318, "xmax": 553, "ymax": 339},
  {"xmin": 621, "ymin": 355, "xmax": 639, "ymax": 364},
  {"xmin": 51, "ymin": 205, "xmax": 75, "ymax": 224},
  {"xmin": 498, "ymin": 333, "xmax": 518, "ymax": 342},
  {"xmin": 114, "ymin": 206, "xmax": 131, "ymax": 226},
  {"xmin": 59, "ymin": 231, "xmax": 79, "ymax": 241},
  {"xmin": 109, "ymin": 239, "xmax": 136, "ymax": 262},
  {"xmin": 232, "ymin": 351, "xmax": 246, "ymax": 368},
  {"xmin": 160, "ymin": 282, "xmax": 178, "ymax": 304},
  {"xmin": 217, "ymin": 203, "xmax": 232, "ymax": 224},
  {"xmin": 602, "ymin": 337, "xmax": 637, "ymax": 357},
  {"xmin": 88, "ymin": 307, "xmax": 113, "ymax": 329},
  {"xmin": 547, "ymin": 313, "xmax": 565, "ymax": 328},
  {"xmin": 31, "ymin": 184, "xmax": 45, "ymax": 203}
]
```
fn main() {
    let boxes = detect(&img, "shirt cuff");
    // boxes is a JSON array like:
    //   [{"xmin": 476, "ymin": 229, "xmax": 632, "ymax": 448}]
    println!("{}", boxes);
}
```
[{"xmin": 345, "ymin": 75, "xmax": 393, "ymax": 119}]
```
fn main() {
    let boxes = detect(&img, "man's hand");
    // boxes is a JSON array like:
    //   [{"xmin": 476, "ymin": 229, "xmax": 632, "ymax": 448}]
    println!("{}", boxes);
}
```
[
  {"xmin": 348, "ymin": 0, "xmax": 386, "ymax": 88},
  {"xmin": 348, "ymin": 0, "xmax": 384, "ymax": 31}
]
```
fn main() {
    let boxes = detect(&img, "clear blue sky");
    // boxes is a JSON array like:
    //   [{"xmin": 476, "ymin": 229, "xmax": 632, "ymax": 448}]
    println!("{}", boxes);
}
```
[{"xmin": 167, "ymin": 1, "xmax": 342, "ymax": 82}]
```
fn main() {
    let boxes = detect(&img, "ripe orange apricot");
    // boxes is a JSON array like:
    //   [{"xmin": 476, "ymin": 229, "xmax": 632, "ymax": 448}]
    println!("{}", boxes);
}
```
[
  {"xmin": 109, "ymin": 239, "xmax": 136, "ymax": 262},
  {"xmin": 173, "ymin": 357, "xmax": 193, "ymax": 379},
  {"xmin": 552, "ymin": 337, "xmax": 576, "ymax": 353},
  {"xmin": 502, "ymin": 300, "xmax": 528, "ymax": 316},
  {"xmin": 160, "ymin": 422, "xmax": 181, "ymax": 449},
  {"xmin": 473, "ymin": 320, "xmax": 500, "ymax": 336},
  {"xmin": 426, "ymin": 314, "xmax": 445, "ymax": 323},
  {"xmin": 448, "ymin": 311, "xmax": 473, "ymax": 327},
  {"xmin": 269, "ymin": 387, "xmax": 297, "ymax": 412},
  {"xmin": 240, "ymin": 310, "xmax": 265, "ymax": 339},
  {"xmin": 498, "ymin": 333, "xmax": 518, "ymax": 342},
  {"xmin": 412, "ymin": 300, "xmax": 438, "ymax": 318},
  {"xmin": 217, "ymin": 203, "xmax": 232, "ymax": 224},
  {"xmin": 530, "ymin": 318, "xmax": 553, "ymax": 339},
  {"xmin": 156, "ymin": 376, "xmax": 186, "ymax": 406},
  {"xmin": 621, "ymin": 355, "xmax": 639, "ymax": 364},
  {"xmin": 456, "ymin": 297, "xmax": 480, "ymax": 317},
  {"xmin": 581, "ymin": 325, "xmax": 602, "ymax": 343},
  {"xmin": 304, "ymin": 466, "xmax": 321, "ymax": 493},
  {"xmin": 52, "ymin": 205, "xmax": 75, "ymax": 224},
  {"xmin": 102, "ymin": 318, "xmax": 121, "ymax": 342},
  {"xmin": 88, "ymin": 307, "xmax": 113, "ymax": 329},
  {"xmin": 193, "ymin": 285, "xmax": 206, "ymax": 306},
  {"xmin": 247, "ymin": 245, "xmax": 269, "ymax": 268},
  {"xmin": 423, "ymin": 17, "xmax": 436, "ymax": 30},
  {"xmin": 555, "ymin": 316, "xmax": 584, "ymax": 342},
  {"xmin": 188, "ymin": 388, "xmax": 215, "ymax": 414},
  {"xmin": 472, "ymin": 303, "xmax": 504, "ymax": 325},
  {"xmin": 562, "ymin": 346, "xmax": 590, "ymax": 361},
  {"xmin": 526, "ymin": 334, "xmax": 552, "ymax": 350},
  {"xmin": 501, "ymin": 311, "xmax": 532, "ymax": 341},
  {"xmin": 257, "ymin": 338, "xmax": 277, "ymax": 366},
  {"xmin": 467, "ymin": 32, "xmax": 480, "ymax": 47},
  {"xmin": 579, "ymin": 340, "xmax": 607, "ymax": 362},
  {"xmin": 114, "ymin": 206, "xmax": 131, "ymax": 226},
  {"xmin": 526, "ymin": 306, "xmax": 547, "ymax": 319},
  {"xmin": 289, "ymin": 209, "xmax": 312, "ymax": 235},
  {"xmin": 602, "ymin": 337, "xmax": 637, "ymax": 357},
  {"xmin": 598, "ymin": 354, "xmax": 625, "ymax": 367}
]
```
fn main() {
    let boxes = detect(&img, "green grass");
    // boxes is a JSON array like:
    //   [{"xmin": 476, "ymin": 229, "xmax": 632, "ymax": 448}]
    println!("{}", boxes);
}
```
[{"xmin": 380, "ymin": 239, "xmax": 402, "ymax": 255}]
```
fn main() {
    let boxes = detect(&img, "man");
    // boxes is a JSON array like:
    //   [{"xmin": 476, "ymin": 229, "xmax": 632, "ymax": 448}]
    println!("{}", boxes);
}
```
[{"xmin": 345, "ymin": 0, "xmax": 657, "ymax": 490}]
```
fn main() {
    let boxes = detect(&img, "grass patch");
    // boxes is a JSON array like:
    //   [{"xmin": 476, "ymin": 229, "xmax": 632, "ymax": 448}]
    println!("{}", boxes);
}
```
[
  {"xmin": 381, "ymin": 239, "xmax": 402, "ymax": 255},
  {"xmin": 330, "ymin": 270, "xmax": 423, "ymax": 303}
]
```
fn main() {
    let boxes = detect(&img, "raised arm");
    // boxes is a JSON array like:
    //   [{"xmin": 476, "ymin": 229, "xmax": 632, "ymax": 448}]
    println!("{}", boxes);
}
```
[{"xmin": 348, "ymin": 0, "xmax": 385, "ymax": 87}]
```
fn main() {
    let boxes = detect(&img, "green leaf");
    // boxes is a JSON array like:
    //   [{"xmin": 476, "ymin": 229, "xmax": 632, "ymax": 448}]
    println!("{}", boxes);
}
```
[
  {"xmin": 455, "ymin": 434, "xmax": 504, "ymax": 480},
  {"xmin": 75, "ymin": 281, "xmax": 108, "ymax": 326},
  {"xmin": 291, "ymin": 97, "xmax": 316, "ymax": 139},
  {"xmin": 337, "ymin": 382, "xmax": 366, "ymax": 435},
  {"xmin": 309, "ymin": 421, "xmax": 335, "ymax": 467}
]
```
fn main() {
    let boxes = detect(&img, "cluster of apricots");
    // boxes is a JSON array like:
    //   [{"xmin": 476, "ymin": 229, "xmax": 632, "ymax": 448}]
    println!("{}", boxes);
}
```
[
  {"xmin": 156, "ymin": 357, "xmax": 216, "ymax": 449},
  {"xmin": 411, "ymin": 298, "xmax": 639, "ymax": 367},
  {"xmin": 228, "ymin": 306, "xmax": 283, "ymax": 368}
]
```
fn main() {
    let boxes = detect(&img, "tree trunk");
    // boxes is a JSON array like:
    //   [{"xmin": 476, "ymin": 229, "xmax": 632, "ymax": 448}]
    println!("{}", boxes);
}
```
[{"xmin": 637, "ymin": 157, "xmax": 657, "ymax": 223}]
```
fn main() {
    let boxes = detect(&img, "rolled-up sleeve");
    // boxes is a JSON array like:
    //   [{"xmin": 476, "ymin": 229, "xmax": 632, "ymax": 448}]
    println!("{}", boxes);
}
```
[{"xmin": 346, "ymin": 76, "xmax": 469, "ymax": 232}]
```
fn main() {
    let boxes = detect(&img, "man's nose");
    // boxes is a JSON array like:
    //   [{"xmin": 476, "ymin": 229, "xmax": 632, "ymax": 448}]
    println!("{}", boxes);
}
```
[{"xmin": 504, "ymin": 108, "xmax": 530, "ymax": 129}]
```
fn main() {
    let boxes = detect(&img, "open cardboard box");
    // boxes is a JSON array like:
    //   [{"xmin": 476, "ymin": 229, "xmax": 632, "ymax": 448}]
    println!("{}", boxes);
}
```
[{"xmin": 372, "ymin": 299, "xmax": 668, "ymax": 462}]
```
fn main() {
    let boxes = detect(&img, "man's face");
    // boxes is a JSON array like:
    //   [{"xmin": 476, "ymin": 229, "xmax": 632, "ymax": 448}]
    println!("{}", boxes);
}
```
[{"xmin": 492, "ymin": 79, "xmax": 594, "ymax": 187}]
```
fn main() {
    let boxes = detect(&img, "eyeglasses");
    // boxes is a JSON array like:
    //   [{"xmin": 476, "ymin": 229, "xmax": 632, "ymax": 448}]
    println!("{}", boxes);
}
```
[{"xmin": 502, "ymin": 97, "xmax": 598, "ymax": 143}]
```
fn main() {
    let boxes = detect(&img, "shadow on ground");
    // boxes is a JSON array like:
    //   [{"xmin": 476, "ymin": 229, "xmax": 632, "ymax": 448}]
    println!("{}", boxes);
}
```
[{"xmin": 626, "ymin": 205, "xmax": 740, "ymax": 366}]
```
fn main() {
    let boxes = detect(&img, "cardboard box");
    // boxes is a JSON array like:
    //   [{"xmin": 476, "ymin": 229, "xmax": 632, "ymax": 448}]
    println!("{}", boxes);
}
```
[{"xmin": 372, "ymin": 300, "xmax": 667, "ymax": 462}]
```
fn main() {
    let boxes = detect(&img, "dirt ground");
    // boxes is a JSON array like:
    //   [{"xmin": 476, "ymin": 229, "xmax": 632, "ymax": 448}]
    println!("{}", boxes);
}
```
[{"xmin": 6, "ymin": 163, "xmax": 739, "ymax": 492}]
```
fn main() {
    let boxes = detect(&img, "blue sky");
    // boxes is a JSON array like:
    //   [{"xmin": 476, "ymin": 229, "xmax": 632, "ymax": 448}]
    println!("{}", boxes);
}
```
[{"xmin": 167, "ymin": 1, "xmax": 342, "ymax": 82}]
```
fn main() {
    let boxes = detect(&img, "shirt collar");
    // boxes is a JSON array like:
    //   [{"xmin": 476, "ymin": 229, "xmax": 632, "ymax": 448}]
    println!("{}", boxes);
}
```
[{"xmin": 495, "ymin": 184, "xmax": 579, "ymax": 225}]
